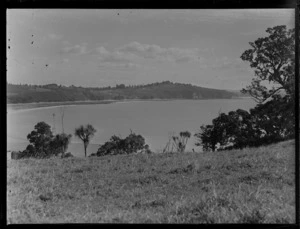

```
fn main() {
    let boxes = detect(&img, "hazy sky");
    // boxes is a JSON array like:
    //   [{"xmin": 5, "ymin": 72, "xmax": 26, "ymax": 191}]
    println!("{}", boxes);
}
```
[{"xmin": 7, "ymin": 9, "xmax": 294, "ymax": 90}]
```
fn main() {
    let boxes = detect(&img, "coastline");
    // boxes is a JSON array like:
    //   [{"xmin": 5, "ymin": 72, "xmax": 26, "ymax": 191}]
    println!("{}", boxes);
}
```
[
  {"xmin": 6, "ymin": 97, "xmax": 253, "ymax": 112},
  {"xmin": 6, "ymin": 98, "xmax": 182, "ymax": 111},
  {"xmin": 6, "ymin": 98, "xmax": 178, "ymax": 113},
  {"xmin": 7, "ymin": 100, "xmax": 117, "ymax": 111}
]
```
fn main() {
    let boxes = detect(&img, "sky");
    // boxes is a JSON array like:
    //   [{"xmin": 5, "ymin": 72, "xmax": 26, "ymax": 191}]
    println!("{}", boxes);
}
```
[{"xmin": 7, "ymin": 9, "xmax": 294, "ymax": 90}]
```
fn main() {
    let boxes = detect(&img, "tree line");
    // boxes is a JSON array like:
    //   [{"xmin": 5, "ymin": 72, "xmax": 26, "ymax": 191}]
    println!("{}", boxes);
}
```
[
  {"xmin": 7, "ymin": 79, "xmax": 235, "ymax": 104},
  {"xmin": 15, "ymin": 118, "xmax": 193, "ymax": 159}
]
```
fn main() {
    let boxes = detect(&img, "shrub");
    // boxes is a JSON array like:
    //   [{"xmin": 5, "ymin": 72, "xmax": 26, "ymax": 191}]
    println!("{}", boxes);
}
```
[
  {"xmin": 172, "ymin": 131, "xmax": 191, "ymax": 153},
  {"xmin": 96, "ymin": 132, "xmax": 148, "ymax": 156},
  {"xmin": 163, "ymin": 131, "xmax": 191, "ymax": 153},
  {"xmin": 11, "ymin": 151, "xmax": 23, "ymax": 160},
  {"xmin": 144, "ymin": 144, "xmax": 153, "ymax": 154},
  {"xmin": 124, "ymin": 132, "xmax": 146, "ymax": 154},
  {"xmin": 49, "ymin": 133, "xmax": 72, "ymax": 156},
  {"xmin": 21, "ymin": 144, "xmax": 38, "ymax": 158},
  {"xmin": 61, "ymin": 152, "xmax": 74, "ymax": 158}
]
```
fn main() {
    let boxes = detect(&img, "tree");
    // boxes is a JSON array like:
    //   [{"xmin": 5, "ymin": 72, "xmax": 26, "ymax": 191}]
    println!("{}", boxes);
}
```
[
  {"xmin": 74, "ymin": 124, "xmax": 97, "ymax": 157},
  {"xmin": 223, "ymin": 109, "xmax": 260, "ymax": 149},
  {"xmin": 97, "ymin": 135, "xmax": 123, "ymax": 156},
  {"xmin": 194, "ymin": 109, "xmax": 261, "ymax": 152},
  {"xmin": 124, "ymin": 132, "xmax": 146, "ymax": 154},
  {"xmin": 240, "ymin": 25, "xmax": 295, "ymax": 103},
  {"xmin": 23, "ymin": 122, "xmax": 73, "ymax": 158},
  {"xmin": 194, "ymin": 103, "xmax": 294, "ymax": 152},
  {"xmin": 26, "ymin": 121, "xmax": 53, "ymax": 157},
  {"xmin": 240, "ymin": 24, "xmax": 295, "ymax": 141},
  {"xmin": 249, "ymin": 94, "xmax": 294, "ymax": 144},
  {"xmin": 195, "ymin": 119, "xmax": 227, "ymax": 152},
  {"xmin": 195, "ymin": 125, "xmax": 218, "ymax": 152},
  {"xmin": 195, "ymin": 25, "xmax": 296, "ymax": 152}
]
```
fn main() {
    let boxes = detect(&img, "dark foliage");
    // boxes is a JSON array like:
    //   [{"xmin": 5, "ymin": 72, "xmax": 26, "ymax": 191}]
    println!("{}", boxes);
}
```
[
  {"xmin": 195, "ymin": 95, "xmax": 294, "ymax": 152},
  {"xmin": 240, "ymin": 25, "xmax": 295, "ymax": 103},
  {"xmin": 22, "ymin": 122, "xmax": 72, "ymax": 158},
  {"xmin": 24, "ymin": 122, "xmax": 53, "ymax": 158},
  {"xmin": 250, "ymin": 95, "xmax": 294, "ymax": 145},
  {"xmin": 195, "ymin": 109, "xmax": 256, "ymax": 151},
  {"xmin": 96, "ymin": 132, "xmax": 148, "ymax": 156},
  {"xmin": 49, "ymin": 133, "xmax": 72, "ymax": 156}
]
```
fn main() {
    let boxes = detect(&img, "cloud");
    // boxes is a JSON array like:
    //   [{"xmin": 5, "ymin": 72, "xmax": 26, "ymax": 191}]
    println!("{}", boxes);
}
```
[
  {"xmin": 62, "ymin": 43, "xmax": 88, "ymax": 55},
  {"xmin": 61, "ymin": 42, "xmax": 139, "ymax": 68},
  {"xmin": 118, "ymin": 42, "xmax": 203, "ymax": 63},
  {"xmin": 95, "ymin": 46, "xmax": 140, "ymax": 68},
  {"xmin": 98, "ymin": 62, "xmax": 141, "ymax": 69},
  {"xmin": 62, "ymin": 41, "xmax": 204, "ymax": 66},
  {"xmin": 63, "ymin": 40, "xmax": 71, "ymax": 46},
  {"xmin": 96, "ymin": 47, "xmax": 138, "ymax": 63},
  {"xmin": 48, "ymin": 33, "xmax": 63, "ymax": 40},
  {"xmin": 207, "ymin": 57, "xmax": 252, "ymax": 72}
]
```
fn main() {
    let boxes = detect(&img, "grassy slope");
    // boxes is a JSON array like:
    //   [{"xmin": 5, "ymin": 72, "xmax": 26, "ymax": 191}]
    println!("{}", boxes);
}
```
[{"xmin": 7, "ymin": 140, "xmax": 295, "ymax": 224}]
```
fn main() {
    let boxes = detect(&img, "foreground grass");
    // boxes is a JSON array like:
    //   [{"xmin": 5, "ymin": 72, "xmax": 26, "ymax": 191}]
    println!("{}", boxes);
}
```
[{"xmin": 7, "ymin": 140, "xmax": 295, "ymax": 224}]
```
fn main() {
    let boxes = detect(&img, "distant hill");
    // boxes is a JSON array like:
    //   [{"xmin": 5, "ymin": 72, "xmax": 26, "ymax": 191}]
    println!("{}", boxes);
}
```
[{"xmin": 7, "ymin": 81, "xmax": 242, "ymax": 104}]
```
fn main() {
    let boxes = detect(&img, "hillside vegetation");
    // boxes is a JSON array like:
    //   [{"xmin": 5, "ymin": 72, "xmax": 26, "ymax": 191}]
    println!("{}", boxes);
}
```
[
  {"xmin": 7, "ymin": 140, "xmax": 295, "ymax": 223},
  {"xmin": 7, "ymin": 81, "xmax": 237, "ymax": 104}
]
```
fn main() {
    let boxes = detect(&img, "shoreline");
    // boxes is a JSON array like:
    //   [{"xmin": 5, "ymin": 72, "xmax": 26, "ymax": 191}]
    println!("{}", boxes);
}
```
[
  {"xmin": 7, "ymin": 97, "xmax": 252, "ymax": 112},
  {"xmin": 7, "ymin": 100, "xmax": 117, "ymax": 111}
]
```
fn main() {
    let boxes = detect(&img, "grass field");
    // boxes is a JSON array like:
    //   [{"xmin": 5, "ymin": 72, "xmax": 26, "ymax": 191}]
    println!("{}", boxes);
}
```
[{"xmin": 7, "ymin": 140, "xmax": 295, "ymax": 224}]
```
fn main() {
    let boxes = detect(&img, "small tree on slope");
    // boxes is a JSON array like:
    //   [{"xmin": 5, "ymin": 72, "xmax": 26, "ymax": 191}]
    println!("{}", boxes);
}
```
[{"xmin": 74, "ymin": 124, "xmax": 97, "ymax": 157}]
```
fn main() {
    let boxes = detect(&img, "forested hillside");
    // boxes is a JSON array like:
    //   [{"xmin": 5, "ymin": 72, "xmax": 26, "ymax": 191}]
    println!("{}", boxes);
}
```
[{"xmin": 7, "ymin": 81, "xmax": 237, "ymax": 104}]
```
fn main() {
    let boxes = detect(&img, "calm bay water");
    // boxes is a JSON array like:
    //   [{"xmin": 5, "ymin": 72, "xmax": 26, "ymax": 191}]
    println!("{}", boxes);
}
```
[{"xmin": 7, "ymin": 99, "xmax": 256, "ymax": 157}]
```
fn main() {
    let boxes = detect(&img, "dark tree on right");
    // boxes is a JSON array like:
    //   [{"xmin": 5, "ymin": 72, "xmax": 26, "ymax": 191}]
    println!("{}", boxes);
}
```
[
  {"xmin": 240, "ymin": 25, "xmax": 295, "ymax": 103},
  {"xmin": 240, "ymin": 25, "xmax": 295, "ymax": 140},
  {"xmin": 195, "ymin": 25, "xmax": 295, "ymax": 152}
]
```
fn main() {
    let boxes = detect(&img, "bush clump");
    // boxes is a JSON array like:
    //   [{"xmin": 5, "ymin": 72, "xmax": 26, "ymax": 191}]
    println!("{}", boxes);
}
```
[
  {"xmin": 96, "ymin": 132, "xmax": 151, "ymax": 156},
  {"xmin": 19, "ymin": 121, "xmax": 72, "ymax": 159}
]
